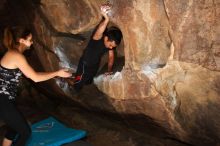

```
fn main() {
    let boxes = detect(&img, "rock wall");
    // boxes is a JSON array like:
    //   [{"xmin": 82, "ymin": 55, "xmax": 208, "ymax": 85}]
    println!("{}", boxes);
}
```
[{"xmin": 0, "ymin": 0, "xmax": 219, "ymax": 145}]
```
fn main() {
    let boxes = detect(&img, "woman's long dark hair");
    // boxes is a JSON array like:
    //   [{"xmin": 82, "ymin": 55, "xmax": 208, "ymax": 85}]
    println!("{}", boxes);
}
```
[{"xmin": 3, "ymin": 26, "xmax": 31, "ymax": 50}]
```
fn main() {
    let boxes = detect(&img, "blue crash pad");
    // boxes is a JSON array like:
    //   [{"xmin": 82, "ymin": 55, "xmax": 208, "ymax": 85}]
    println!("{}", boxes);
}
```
[{"xmin": 26, "ymin": 117, "xmax": 87, "ymax": 146}]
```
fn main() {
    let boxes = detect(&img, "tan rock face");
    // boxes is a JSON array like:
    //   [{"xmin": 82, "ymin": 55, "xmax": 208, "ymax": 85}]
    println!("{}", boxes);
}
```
[
  {"xmin": 40, "ymin": 0, "xmax": 101, "ymax": 33},
  {"xmin": 1, "ymin": 0, "xmax": 220, "ymax": 145},
  {"xmin": 109, "ymin": 0, "xmax": 171, "ymax": 70},
  {"xmin": 164, "ymin": 0, "xmax": 220, "ymax": 71}
]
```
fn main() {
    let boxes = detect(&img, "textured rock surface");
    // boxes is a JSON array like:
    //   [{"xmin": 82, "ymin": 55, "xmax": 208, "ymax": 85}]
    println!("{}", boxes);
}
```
[
  {"xmin": 164, "ymin": 0, "xmax": 220, "ymax": 71},
  {"xmin": 0, "ymin": 0, "xmax": 219, "ymax": 145}
]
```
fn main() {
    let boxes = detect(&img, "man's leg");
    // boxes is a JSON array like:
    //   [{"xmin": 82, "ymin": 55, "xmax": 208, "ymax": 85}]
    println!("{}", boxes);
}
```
[
  {"xmin": 84, "ymin": 65, "xmax": 99, "ymax": 85},
  {"xmin": 74, "ymin": 57, "xmax": 85, "ymax": 91},
  {"xmin": 74, "ymin": 65, "xmax": 99, "ymax": 90}
]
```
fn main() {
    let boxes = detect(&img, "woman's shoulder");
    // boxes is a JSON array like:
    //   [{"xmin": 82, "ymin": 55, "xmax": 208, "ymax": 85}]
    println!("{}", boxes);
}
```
[
  {"xmin": 4, "ymin": 50, "xmax": 25, "ymax": 62},
  {"xmin": 0, "ymin": 50, "xmax": 25, "ymax": 69}
]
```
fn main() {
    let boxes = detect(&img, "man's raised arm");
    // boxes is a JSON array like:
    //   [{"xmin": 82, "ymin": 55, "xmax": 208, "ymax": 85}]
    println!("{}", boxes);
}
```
[{"xmin": 93, "ymin": 5, "xmax": 111, "ymax": 40}]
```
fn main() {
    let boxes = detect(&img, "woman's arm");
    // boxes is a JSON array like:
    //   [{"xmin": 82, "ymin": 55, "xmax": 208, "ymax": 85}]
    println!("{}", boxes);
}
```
[{"xmin": 15, "ymin": 53, "xmax": 71, "ymax": 82}]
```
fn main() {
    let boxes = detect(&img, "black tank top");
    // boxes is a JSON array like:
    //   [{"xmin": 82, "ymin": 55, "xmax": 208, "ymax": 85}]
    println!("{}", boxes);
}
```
[
  {"xmin": 0, "ymin": 65, "xmax": 22, "ymax": 100},
  {"xmin": 82, "ymin": 37, "xmax": 109, "ymax": 66}
]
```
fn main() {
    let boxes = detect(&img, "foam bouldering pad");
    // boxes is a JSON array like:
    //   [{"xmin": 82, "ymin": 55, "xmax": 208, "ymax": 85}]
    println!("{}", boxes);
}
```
[{"xmin": 26, "ymin": 117, "xmax": 87, "ymax": 146}]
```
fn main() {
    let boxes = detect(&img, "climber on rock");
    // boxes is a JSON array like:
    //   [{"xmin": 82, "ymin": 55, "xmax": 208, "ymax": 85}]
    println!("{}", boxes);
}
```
[{"xmin": 72, "ymin": 3, "xmax": 123, "ymax": 91}]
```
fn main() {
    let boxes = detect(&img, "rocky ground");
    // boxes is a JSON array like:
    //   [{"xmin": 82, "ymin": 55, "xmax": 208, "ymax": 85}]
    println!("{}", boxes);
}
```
[{"xmin": 0, "ymin": 94, "xmax": 192, "ymax": 146}]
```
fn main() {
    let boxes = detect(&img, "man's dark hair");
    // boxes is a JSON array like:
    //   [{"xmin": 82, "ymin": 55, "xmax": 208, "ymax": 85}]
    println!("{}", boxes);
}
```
[{"xmin": 105, "ymin": 27, "xmax": 122, "ymax": 45}]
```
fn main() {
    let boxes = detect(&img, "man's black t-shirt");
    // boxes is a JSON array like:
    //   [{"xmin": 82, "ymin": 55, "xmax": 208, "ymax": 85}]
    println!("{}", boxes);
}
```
[{"xmin": 82, "ymin": 37, "xmax": 108, "ymax": 66}]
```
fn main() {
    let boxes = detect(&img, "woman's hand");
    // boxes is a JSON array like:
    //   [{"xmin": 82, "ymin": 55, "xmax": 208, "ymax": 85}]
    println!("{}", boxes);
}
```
[
  {"xmin": 104, "ymin": 71, "xmax": 113, "ymax": 76},
  {"xmin": 57, "ymin": 69, "xmax": 72, "ymax": 78}
]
